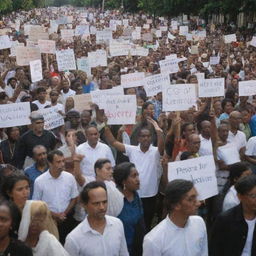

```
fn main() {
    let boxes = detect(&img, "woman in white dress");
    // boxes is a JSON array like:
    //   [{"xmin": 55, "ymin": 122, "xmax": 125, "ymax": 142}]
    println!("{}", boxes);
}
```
[{"xmin": 18, "ymin": 200, "xmax": 70, "ymax": 256}]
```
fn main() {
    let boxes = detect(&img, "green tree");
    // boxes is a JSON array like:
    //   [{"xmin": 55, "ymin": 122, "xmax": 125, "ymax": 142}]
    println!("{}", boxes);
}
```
[{"xmin": 0, "ymin": 0, "xmax": 13, "ymax": 13}]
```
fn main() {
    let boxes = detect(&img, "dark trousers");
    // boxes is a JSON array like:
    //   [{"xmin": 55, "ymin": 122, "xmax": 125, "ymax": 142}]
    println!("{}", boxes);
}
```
[{"xmin": 141, "ymin": 195, "xmax": 157, "ymax": 232}]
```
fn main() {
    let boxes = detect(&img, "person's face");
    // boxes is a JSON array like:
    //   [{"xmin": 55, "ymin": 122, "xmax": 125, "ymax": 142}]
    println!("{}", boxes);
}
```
[
  {"xmin": 183, "ymin": 124, "xmax": 195, "ymax": 139},
  {"xmin": 96, "ymin": 162, "xmax": 113, "ymax": 181},
  {"xmin": 34, "ymin": 147, "xmax": 47, "ymax": 166},
  {"xmin": 218, "ymin": 125, "xmax": 229, "ymax": 141},
  {"xmin": 201, "ymin": 121, "xmax": 211, "ymax": 138},
  {"xmin": 9, "ymin": 127, "xmax": 20, "ymax": 141},
  {"xmin": 241, "ymin": 110, "xmax": 251, "ymax": 124},
  {"xmin": 28, "ymin": 212, "xmax": 46, "ymax": 236},
  {"xmin": 50, "ymin": 92, "xmax": 59, "ymax": 102},
  {"xmin": 0, "ymin": 205, "xmax": 12, "ymax": 240},
  {"xmin": 66, "ymin": 130, "xmax": 77, "ymax": 145},
  {"xmin": 224, "ymin": 102, "xmax": 234, "ymax": 114},
  {"xmin": 144, "ymin": 104, "xmax": 154, "ymax": 118},
  {"xmin": 126, "ymin": 88, "xmax": 136, "ymax": 95},
  {"xmin": 9, "ymin": 180, "xmax": 30, "ymax": 209},
  {"xmin": 32, "ymin": 120, "xmax": 44, "ymax": 133},
  {"xmin": 238, "ymin": 186, "xmax": 256, "ymax": 213},
  {"xmin": 84, "ymin": 187, "xmax": 107, "ymax": 220},
  {"xmin": 175, "ymin": 187, "xmax": 201, "ymax": 216},
  {"xmin": 213, "ymin": 101, "xmax": 222, "ymax": 115},
  {"xmin": 69, "ymin": 115, "xmax": 80, "ymax": 127},
  {"xmin": 38, "ymin": 91, "xmax": 47, "ymax": 101},
  {"xmin": 81, "ymin": 112, "xmax": 91, "ymax": 126},
  {"xmin": 50, "ymin": 154, "xmax": 65, "ymax": 174},
  {"xmin": 86, "ymin": 127, "xmax": 99, "ymax": 146},
  {"xmin": 230, "ymin": 112, "xmax": 242, "ymax": 129},
  {"xmin": 123, "ymin": 167, "xmax": 140, "ymax": 191},
  {"xmin": 138, "ymin": 129, "xmax": 151, "ymax": 148},
  {"xmin": 65, "ymin": 97, "xmax": 74, "ymax": 108},
  {"xmin": 10, "ymin": 79, "xmax": 17, "ymax": 88},
  {"xmin": 188, "ymin": 135, "xmax": 201, "ymax": 154},
  {"xmin": 62, "ymin": 81, "xmax": 70, "ymax": 90}
]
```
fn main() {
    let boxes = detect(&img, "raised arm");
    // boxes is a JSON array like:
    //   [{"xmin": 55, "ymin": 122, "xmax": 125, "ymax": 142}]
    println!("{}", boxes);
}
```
[{"xmin": 104, "ymin": 126, "xmax": 126, "ymax": 153}]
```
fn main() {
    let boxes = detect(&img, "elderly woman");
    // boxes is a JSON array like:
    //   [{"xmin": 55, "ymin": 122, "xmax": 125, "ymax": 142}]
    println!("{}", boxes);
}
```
[{"xmin": 18, "ymin": 200, "xmax": 69, "ymax": 256}]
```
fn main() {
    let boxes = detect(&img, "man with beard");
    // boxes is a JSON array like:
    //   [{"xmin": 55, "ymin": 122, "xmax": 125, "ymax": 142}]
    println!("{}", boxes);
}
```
[{"xmin": 24, "ymin": 145, "xmax": 48, "ymax": 198}]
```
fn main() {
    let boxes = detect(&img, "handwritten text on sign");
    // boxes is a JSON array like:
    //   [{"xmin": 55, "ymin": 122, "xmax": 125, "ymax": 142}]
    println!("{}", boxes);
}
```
[
  {"xmin": 102, "ymin": 95, "xmax": 137, "ymax": 125},
  {"xmin": 0, "ymin": 102, "xmax": 31, "ymax": 128},
  {"xmin": 239, "ymin": 80, "xmax": 256, "ymax": 96},
  {"xmin": 56, "ymin": 49, "xmax": 76, "ymax": 71},
  {"xmin": 168, "ymin": 155, "xmax": 218, "ymax": 200},
  {"xmin": 37, "ymin": 106, "xmax": 64, "ymax": 130},
  {"xmin": 198, "ymin": 78, "xmax": 225, "ymax": 98},
  {"xmin": 38, "ymin": 40, "xmax": 56, "ymax": 54},
  {"xmin": 143, "ymin": 73, "xmax": 170, "ymax": 97},
  {"xmin": 159, "ymin": 59, "xmax": 179, "ymax": 74},
  {"xmin": 16, "ymin": 46, "xmax": 41, "ymax": 66},
  {"xmin": 121, "ymin": 72, "xmax": 145, "ymax": 88},
  {"xmin": 30, "ymin": 59, "xmax": 43, "ymax": 83},
  {"xmin": 163, "ymin": 83, "xmax": 197, "ymax": 111}
]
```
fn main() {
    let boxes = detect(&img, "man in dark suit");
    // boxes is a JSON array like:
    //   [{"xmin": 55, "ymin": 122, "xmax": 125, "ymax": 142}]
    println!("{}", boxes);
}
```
[{"xmin": 210, "ymin": 174, "xmax": 256, "ymax": 256}]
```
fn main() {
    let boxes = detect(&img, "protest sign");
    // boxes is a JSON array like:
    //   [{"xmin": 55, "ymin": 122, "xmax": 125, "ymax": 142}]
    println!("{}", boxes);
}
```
[
  {"xmin": 56, "ymin": 49, "xmax": 76, "ymax": 71},
  {"xmin": 199, "ymin": 78, "xmax": 225, "ymax": 98},
  {"xmin": 224, "ymin": 34, "xmax": 237, "ymax": 44},
  {"xmin": 0, "ymin": 35, "xmax": 12, "ymax": 50},
  {"xmin": 75, "ymin": 25, "xmax": 90, "ymax": 36},
  {"xmin": 130, "ymin": 47, "xmax": 149, "ymax": 56},
  {"xmin": 155, "ymin": 30, "xmax": 162, "ymax": 38},
  {"xmin": 171, "ymin": 20, "xmax": 178, "ymax": 30},
  {"xmin": 109, "ymin": 42, "xmax": 131, "ymax": 57},
  {"xmin": 163, "ymin": 83, "xmax": 197, "ymax": 111},
  {"xmin": 38, "ymin": 40, "xmax": 56, "ymax": 54},
  {"xmin": 132, "ymin": 31, "xmax": 141, "ymax": 40},
  {"xmin": 30, "ymin": 59, "xmax": 43, "ymax": 83},
  {"xmin": 0, "ymin": 102, "xmax": 31, "ymax": 128},
  {"xmin": 142, "ymin": 33, "xmax": 153, "ymax": 42},
  {"xmin": 0, "ymin": 28, "xmax": 11, "ymax": 36},
  {"xmin": 121, "ymin": 72, "xmax": 145, "ymax": 88},
  {"xmin": 143, "ymin": 73, "xmax": 170, "ymax": 97},
  {"xmin": 10, "ymin": 41, "xmax": 24, "ymax": 57},
  {"xmin": 179, "ymin": 26, "xmax": 188, "ymax": 35},
  {"xmin": 77, "ymin": 57, "xmax": 91, "ymax": 76},
  {"xmin": 239, "ymin": 80, "xmax": 256, "ymax": 96},
  {"xmin": 61, "ymin": 29, "xmax": 74, "ymax": 41},
  {"xmin": 101, "ymin": 95, "xmax": 137, "ymax": 125},
  {"xmin": 143, "ymin": 24, "xmax": 150, "ymax": 29},
  {"xmin": 195, "ymin": 72, "xmax": 205, "ymax": 81},
  {"xmin": 160, "ymin": 26, "xmax": 168, "ymax": 31},
  {"xmin": 250, "ymin": 36, "xmax": 256, "ymax": 48},
  {"xmin": 191, "ymin": 45, "xmax": 199, "ymax": 55},
  {"xmin": 73, "ymin": 94, "xmax": 92, "ymax": 112},
  {"xmin": 16, "ymin": 46, "xmax": 41, "ymax": 66},
  {"xmin": 168, "ymin": 32, "xmax": 176, "ymax": 40},
  {"xmin": 29, "ymin": 31, "xmax": 48, "ymax": 42},
  {"xmin": 210, "ymin": 56, "xmax": 220, "ymax": 65},
  {"xmin": 91, "ymin": 86, "xmax": 124, "ymax": 108},
  {"xmin": 96, "ymin": 30, "xmax": 113, "ymax": 42},
  {"xmin": 37, "ymin": 106, "xmax": 64, "ymax": 130},
  {"xmin": 168, "ymin": 155, "xmax": 218, "ymax": 200},
  {"xmin": 159, "ymin": 59, "xmax": 179, "ymax": 74},
  {"xmin": 87, "ymin": 50, "xmax": 107, "ymax": 67}
]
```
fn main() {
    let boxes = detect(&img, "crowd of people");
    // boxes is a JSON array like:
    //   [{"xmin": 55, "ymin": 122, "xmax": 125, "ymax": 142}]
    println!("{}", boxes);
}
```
[{"xmin": 0, "ymin": 5, "xmax": 256, "ymax": 256}]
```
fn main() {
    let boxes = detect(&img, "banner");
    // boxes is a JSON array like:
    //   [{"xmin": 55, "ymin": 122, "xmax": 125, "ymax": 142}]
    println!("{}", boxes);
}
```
[
  {"xmin": 163, "ymin": 83, "xmax": 197, "ymax": 111},
  {"xmin": 56, "ymin": 49, "xmax": 76, "ymax": 71},
  {"xmin": 121, "ymin": 72, "xmax": 145, "ymax": 88},
  {"xmin": 168, "ymin": 155, "xmax": 218, "ymax": 200},
  {"xmin": 198, "ymin": 78, "xmax": 225, "ymax": 98},
  {"xmin": 0, "ymin": 102, "xmax": 31, "ymax": 128}
]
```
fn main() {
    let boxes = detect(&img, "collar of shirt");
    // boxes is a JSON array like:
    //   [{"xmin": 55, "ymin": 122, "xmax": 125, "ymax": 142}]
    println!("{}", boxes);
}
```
[
  {"xmin": 138, "ymin": 144, "xmax": 153, "ymax": 153},
  {"xmin": 45, "ymin": 170, "xmax": 64, "ymax": 180},
  {"xmin": 166, "ymin": 215, "xmax": 191, "ymax": 230},
  {"xmin": 85, "ymin": 141, "xmax": 100, "ymax": 149},
  {"xmin": 82, "ymin": 216, "xmax": 114, "ymax": 235}
]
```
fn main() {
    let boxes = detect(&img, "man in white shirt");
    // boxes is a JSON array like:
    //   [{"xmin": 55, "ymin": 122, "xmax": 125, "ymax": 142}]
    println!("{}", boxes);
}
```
[
  {"xmin": 60, "ymin": 79, "xmax": 76, "ymax": 104},
  {"xmin": 227, "ymin": 111, "xmax": 247, "ymax": 155},
  {"xmin": 104, "ymin": 117, "xmax": 164, "ymax": 231},
  {"xmin": 143, "ymin": 179, "xmax": 208, "ymax": 256},
  {"xmin": 210, "ymin": 175, "xmax": 256, "ymax": 255},
  {"xmin": 32, "ymin": 87, "xmax": 51, "ymax": 109},
  {"xmin": 64, "ymin": 181, "xmax": 129, "ymax": 256},
  {"xmin": 76, "ymin": 125, "xmax": 115, "ymax": 177},
  {"xmin": 245, "ymin": 136, "xmax": 256, "ymax": 173},
  {"xmin": 4, "ymin": 77, "xmax": 18, "ymax": 98},
  {"xmin": 33, "ymin": 150, "xmax": 79, "ymax": 244},
  {"xmin": 198, "ymin": 120, "xmax": 213, "ymax": 156},
  {"xmin": 50, "ymin": 89, "xmax": 65, "ymax": 114}
]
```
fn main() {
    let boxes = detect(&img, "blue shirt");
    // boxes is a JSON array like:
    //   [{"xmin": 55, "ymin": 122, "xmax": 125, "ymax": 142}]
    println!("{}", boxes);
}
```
[
  {"xmin": 118, "ymin": 192, "xmax": 144, "ymax": 253},
  {"xmin": 250, "ymin": 114, "xmax": 256, "ymax": 137},
  {"xmin": 24, "ymin": 164, "xmax": 47, "ymax": 199},
  {"xmin": 82, "ymin": 82, "xmax": 94, "ymax": 94},
  {"xmin": 219, "ymin": 112, "xmax": 229, "ymax": 121}
]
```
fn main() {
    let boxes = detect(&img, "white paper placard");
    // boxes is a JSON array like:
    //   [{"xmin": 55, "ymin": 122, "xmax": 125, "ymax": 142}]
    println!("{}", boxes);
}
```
[
  {"xmin": 224, "ymin": 34, "xmax": 237, "ymax": 44},
  {"xmin": 16, "ymin": 46, "xmax": 41, "ymax": 66},
  {"xmin": 30, "ymin": 59, "xmax": 43, "ymax": 83},
  {"xmin": 163, "ymin": 83, "xmax": 197, "ymax": 111},
  {"xmin": 121, "ymin": 72, "xmax": 145, "ymax": 88},
  {"xmin": 38, "ymin": 40, "xmax": 56, "ymax": 54},
  {"xmin": 199, "ymin": 78, "xmax": 225, "ymax": 98},
  {"xmin": 159, "ymin": 59, "xmax": 179, "ymax": 74},
  {"xmin": 87, "ymin": 50, "xmax": 107, "ymax": 67},
  {"xmin": 77, "ymin": 57, "xmax": 91, "ymax": 76},
  {"xmin": 209, "ymin": 56, "xmax": 220, "ymax": 65},
  {"xmin": 56, "ymin": 49, "xmax": 76, "ymax": 71},
  {"xmin": 239, "ymin": 80, "xmax": 256, "ymax": 96},
  {"xmin": 0, "ymin": 102, "xmax": 31, "ymax": 128},
  {"xmin": 179, "ymin": 26, "xmax": 188, "ymax": 35},
  {"xmin": 0, "ymin": 35, "xmax": 12, "ymax": 50},
  {"xmin": 168, "ymin": 155, "xmax": 218, "ymax": 200}
]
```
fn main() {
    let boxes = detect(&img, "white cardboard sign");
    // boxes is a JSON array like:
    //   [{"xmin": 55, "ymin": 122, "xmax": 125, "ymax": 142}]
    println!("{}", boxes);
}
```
[
  {"xmin": 199, "ymin": 78, "xmax": 225, "ymax": 98},
  {"xmin": 56, "ymin": 49, "xmax": 76, "ymax": 71},
  {"xmin": 224, "ymin": 34, "xmax": 237, "ymax": 44},
  {"xmin": 239, "ymin": 80, "xmax": 256, "ymax": 96},
  {"xmin": 159, "ymin": 59, "xmax": 179, "ymax": 74},
  {"xmin": 121, "ymin": 72, "xmax": 145, "ymax": 88},
  {"xmin": 30, "ymin": 59, "xmax": 43, "ymax": 83},
  {"xmin": 0, "ymin": 35, "xmax": 12, "ymax": 50},
  {"xmin": 38, "ymin": 40, "xmax": 56, "ymax": 54}
]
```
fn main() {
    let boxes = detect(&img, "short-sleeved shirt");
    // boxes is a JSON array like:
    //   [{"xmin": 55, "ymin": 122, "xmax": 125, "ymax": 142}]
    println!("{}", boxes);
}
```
[
  {"xmin": 33, "ymin": 170, "xmax": 78, "ymax": 213},
  {"xmin": 228, "ymin": 130, "xmax": 246, "ymax": 151},
  {"xmin": 125, "ymin": 144, "xmax": 161, "ymax": 198}
]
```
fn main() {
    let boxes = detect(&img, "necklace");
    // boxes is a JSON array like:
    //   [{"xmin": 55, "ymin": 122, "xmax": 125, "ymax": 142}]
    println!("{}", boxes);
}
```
[{"xmin": 8, "ymin": 141, "xmax": 16, "ymax": 159}]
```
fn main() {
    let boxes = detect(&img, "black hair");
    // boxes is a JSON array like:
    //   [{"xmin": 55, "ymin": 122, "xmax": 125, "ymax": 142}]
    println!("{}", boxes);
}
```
[
  {"xmin": 6, "ymin": 127, "xmax": 19, "ymax": 138},
  {"xmin": 1, "ymin": 172, "xmax": 29, "ymax": 200},
  {"xmin": 0, "ymin": 200, "xmax": 21, "ymax": 238},
  {"xmin": 142, "ymin": 102, "xmax": 153, "ymax": 113},
  {"xmin": 181, "ymin": 122, "xmax": 194, "ymax": 136},
  {"xmin": 80, "ymin": 181, "xmax": 107, "ymax": 204},
  {"xmin": 138, "ymin": 127, "xmax": 151, "ymax": 137},
  {"xmin": 113, "ymin": 162, "xmax": 135, "ymax": 189},
  {"xmin": 47, "ymin": 150, "xmax": 63, "ymax": 163},
  {"xmin": 36, "ymin": 87, "xmax": 46, "ymax": 94},
  {"xmin": 85, "ymin": 124, "xmax": 98, "ymax": 134},
  {"xmin": 94, "ymin": 158, "xmax": 111, "ymax": 173},
  {"xmin": 229, "ymin": 162, "xmax": 250, "ymax": 186},
  {"xmin": 180, "ymin": 151, "xmax": 194, "ymax": 161},
  {"xmin": 235, "ymin": 174, "xmax": 256, "ymax": 195},
  {"xmin": 64, "ymin": 129, "xmax": 76, "ymax": 137},
  {"xmin": 165, "ymin": 179, "xmax": 194, "ymax": 212},
  {"xmin": 221, "ymin": 98, "xmax": 235, "ymax": 110}
]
